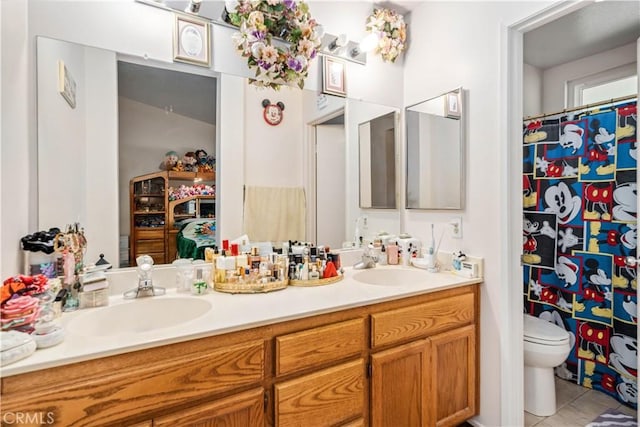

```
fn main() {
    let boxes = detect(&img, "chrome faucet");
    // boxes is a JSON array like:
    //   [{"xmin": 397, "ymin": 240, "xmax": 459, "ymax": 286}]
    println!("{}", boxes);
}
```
[
  {"xmin": 353, "ymin": 245, "xmax": 377, "ymax": 269},
  {"xmin": 124, "ymin": 255, "xmax": 166, "ymax": 298}
]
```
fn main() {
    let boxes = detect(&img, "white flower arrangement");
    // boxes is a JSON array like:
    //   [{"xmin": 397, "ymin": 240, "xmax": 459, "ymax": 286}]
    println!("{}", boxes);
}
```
[
  {"xmin": 225, "ymin": 0, "xmax": 323, "ymax": 89},
  {"xmin": 365, "ymin": 8, "xmax": 407, "ymax": 63}
]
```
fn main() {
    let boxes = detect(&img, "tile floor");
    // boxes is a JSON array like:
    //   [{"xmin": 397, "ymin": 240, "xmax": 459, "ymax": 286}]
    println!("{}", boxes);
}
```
[{"xmin": 525, "ymin": 377, "xmax": 637, "ymax": 426}]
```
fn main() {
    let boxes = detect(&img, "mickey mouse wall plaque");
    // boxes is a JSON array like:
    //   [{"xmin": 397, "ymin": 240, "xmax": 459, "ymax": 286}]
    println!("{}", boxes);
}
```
[{"xmin": 262, "ymin": 99, "xmax": 284, "ymax": 126}]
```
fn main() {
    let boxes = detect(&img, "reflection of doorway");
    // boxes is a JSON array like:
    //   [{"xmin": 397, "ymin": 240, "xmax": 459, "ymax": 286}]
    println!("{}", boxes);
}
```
[
  {"xmin": 117, "ymin": 60, "xmax": 217, "ymax": 266},
  {"xmin": 311, "ymin": 112, "xmax": 346, "ymax": 250}
]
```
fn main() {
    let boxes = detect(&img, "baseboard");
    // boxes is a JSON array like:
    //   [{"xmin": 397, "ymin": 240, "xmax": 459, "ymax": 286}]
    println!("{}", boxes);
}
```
[{"xmin": 467, "ymin": 418, "xmax": 486, "ymax": 427}]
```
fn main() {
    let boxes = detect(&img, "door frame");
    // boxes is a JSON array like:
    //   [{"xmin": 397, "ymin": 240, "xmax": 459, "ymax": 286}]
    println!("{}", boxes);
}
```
[
  {"xmin": 501, "ymin": 2, "xmax": 598, "ymax": 426},
  {"xmin": 304, "ymin": 108, "xmax": 346, "ymax": 244}
]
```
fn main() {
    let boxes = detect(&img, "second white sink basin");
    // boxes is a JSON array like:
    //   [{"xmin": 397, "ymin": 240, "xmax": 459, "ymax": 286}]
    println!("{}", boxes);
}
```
[
  {"xmin": 353, "ymin": 268, "xmax": 433, "ymax": 286},
  {"xmin": 67, "ymin": 297, "xmax": 212, "ymax": 337}
]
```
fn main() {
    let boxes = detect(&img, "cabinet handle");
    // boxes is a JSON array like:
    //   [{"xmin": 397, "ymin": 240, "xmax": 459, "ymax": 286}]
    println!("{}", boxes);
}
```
[{"xmin": 264, "ymin": 391, "xmax": 269, "ymax": 412}]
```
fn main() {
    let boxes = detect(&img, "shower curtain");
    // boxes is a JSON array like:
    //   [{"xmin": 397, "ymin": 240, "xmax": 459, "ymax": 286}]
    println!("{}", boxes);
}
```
[{"xmin": 522, "ymin": 100, "xmax": 637, "ymax": 409}]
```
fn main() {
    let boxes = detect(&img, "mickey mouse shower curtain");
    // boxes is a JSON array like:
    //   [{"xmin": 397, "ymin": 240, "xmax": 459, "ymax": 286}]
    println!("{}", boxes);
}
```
[{"xmin": 522, "ymin": 99, "xmax": 637, "ymax": 409}]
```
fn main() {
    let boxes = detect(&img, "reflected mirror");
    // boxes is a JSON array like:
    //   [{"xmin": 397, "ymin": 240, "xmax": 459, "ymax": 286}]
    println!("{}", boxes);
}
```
[
  {"xmin": 358, "ymin": 112, "xmax": 397, "ymax": 208},
  {"xmin": 36, "ymin": 36, "xmax": 401, "ymax": 268},
  {"xmin": 406, "ymin": 88, "xmax": 464, "ymax": 209}
]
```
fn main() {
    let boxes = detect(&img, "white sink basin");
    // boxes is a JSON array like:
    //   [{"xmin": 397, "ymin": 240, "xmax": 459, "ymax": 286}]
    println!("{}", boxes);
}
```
[
  {"xmin": 352, "ymin": 268, "xmax": 433, "ymax": 286},
  {"xmin": 67, "ymin": 297, "xmax": 212, "ymax": 337}
]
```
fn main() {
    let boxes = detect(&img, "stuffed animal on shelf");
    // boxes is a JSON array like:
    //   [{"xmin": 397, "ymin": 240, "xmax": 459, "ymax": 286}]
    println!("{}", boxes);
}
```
[
  {"xmin": 172, "ymin": 160, "xmax": 184, "ymax": 172},
  {"xmin": 195, "ymin": 149, "xmax": 208, "ymax": 166},
  {"xmin": 195, "ymin": 149, "xmax": 213, "ymax": 172},
  {"xmin": 182, "ymin": 152, "xmax": 197, "ymax": 172},
  {"xmin": 163, "ymin": 151, "xmax": 179, "ymax": 171}
]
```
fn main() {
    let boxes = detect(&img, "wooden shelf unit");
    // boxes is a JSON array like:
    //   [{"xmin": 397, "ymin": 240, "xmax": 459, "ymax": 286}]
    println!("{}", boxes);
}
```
[{"xmin": 129, "ymin": 171, "xmax": 215, "ymax": 265}]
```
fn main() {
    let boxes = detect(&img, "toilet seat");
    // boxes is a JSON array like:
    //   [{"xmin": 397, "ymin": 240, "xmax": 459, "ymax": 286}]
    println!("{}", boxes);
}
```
[{"xmin": 524, "ymin": 314, "xmax": 570, "ymax": 346}]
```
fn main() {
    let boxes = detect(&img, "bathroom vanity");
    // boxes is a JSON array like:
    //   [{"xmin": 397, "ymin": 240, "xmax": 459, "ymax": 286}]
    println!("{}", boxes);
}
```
[{"xmin": 1, "ymin": 268, "xmax": 480, "ymax": 426}]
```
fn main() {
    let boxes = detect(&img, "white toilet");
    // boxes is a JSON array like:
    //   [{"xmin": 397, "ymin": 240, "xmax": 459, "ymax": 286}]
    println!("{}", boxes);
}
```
[{"xmin": 523, "ymin": 313, "xmax": 571, "ymax": 416}]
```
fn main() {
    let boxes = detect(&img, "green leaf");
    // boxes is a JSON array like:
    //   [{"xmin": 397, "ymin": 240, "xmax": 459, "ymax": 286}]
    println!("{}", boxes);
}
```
[{"xmin": 229, "ymin": 13, "xmax": 242, "ymax": 27}]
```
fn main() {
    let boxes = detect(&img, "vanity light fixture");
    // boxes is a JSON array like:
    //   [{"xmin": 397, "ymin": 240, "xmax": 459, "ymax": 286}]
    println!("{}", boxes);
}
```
[
  {"xmin": 184, "ymin": 0, "xmax": 202, "ymax": 14},
  {"xmin": 350, "ymin": 32, "xmax": 379, "ymax": 58},
  {"xmin": 320, "ymin": 33, "xmax": 369, "ymax": 65},
  {"xmin": 327, "ymin": 33, "xmax": 348, "ymax": 52}
]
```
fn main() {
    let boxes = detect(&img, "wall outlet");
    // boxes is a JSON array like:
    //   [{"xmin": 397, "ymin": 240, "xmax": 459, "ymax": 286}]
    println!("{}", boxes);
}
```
[{"xmin": 450, "ymin": 217, "xmax": 462, "ymax": 239}]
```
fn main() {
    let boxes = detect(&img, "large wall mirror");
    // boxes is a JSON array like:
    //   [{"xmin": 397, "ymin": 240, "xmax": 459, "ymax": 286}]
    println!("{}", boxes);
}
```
[
  {"xmin": 406, "ymin": 88, "xmax": 465, "ymax": 209},
  {"xmin": 358, "ymin": 111, "xmax": 397, "ymax": 209},
  {"xmin": 36, "ymin": 35, "xmax": 401, "ymax": 269}
]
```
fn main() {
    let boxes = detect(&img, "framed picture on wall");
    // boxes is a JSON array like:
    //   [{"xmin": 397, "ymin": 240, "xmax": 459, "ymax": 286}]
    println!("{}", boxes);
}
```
[
  {"xmin": 445, "ymin": 90, "xmax": 461, "ymax": 119},
  {"xmin": 173, "ymin": 13, "xmax": 211, "ymax": 67},
  {"xmin": 322, "ymin": 56, "xmax": 346, "ymax": 97},
  {"xmin": 57, "ymin": 60, "xmax": 77, "ymax": 109}
]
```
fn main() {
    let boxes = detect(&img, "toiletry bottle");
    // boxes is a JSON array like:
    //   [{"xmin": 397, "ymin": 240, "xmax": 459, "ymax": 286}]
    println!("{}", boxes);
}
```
[
  {"xmin": 236, "ymin": 252, "xmax": 248, "ymax": 269},
  {"xmin": 216, "ymin": 253, "xmax": 226, "ymax": 283},
  {"xmin": 192, "ymin": 266, "xmax": 208, "ymax": 295},
  {"xmin": 402, "ymin": 244, "xmax": 411, "ymax": 266},
  {"xmin": 309, "ymin": 265, "xmax": 320, "ymax": 280},
  {"xmin": 301, "ymin": 256, "xmax": 310, "ymax": 280},
  {"xmin": 378, "ymin": 245, "xmax": 388, "ymax": 266},
  {"xmin": 387, "ymin": 242, "xmax": 399, "ymax": 265},
  {"xmin": 250, "ymin": 247, "xmax": 261, "ymax": 270}
]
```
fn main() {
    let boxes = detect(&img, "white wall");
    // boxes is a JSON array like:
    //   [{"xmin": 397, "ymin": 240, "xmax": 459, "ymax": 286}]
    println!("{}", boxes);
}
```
[
  {"xmin": 36, "ymin": 37, "xmax": 119, "ymax": 268},
  {"xmin": 37, "ymin": 38, "xmax": 87, "ymax": 233},
  {"xmin": 1, "ymin": 0, "xmax": 31, "ymax": 278},
  {"xmin": 523, "ymin": 63, "xmax": 542, "ymax": 116},
  {"xmin": 118, "ymin": 97, "xmax": 216, "ymax": 236},
  {"xmin": 243, "ymin": 85, "xmax": 304, "ymax": 187},
  {"xmin": 84, "ymin": 47, "xmax": 118, "ymax": 266},
  {"xmin": 542, "ymin": 42, "xmax": 637, "ymax": 111},
  {"xmin": 402, "ymin": 2, "xmax": 554, "ymax": 426}
]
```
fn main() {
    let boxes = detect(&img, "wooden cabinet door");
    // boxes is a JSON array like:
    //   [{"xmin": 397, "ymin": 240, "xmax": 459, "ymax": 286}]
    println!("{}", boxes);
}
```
[
  {"xmin": 153, "ymin": 387, "xmax": 264, "ymax": 427},
  {"xmin": 429, "ymin": 325, "xmax": 476, "ymax": 427},
  {"xmin": 370, "ymin": 339, "xmax": 431, "ymax": 427}
]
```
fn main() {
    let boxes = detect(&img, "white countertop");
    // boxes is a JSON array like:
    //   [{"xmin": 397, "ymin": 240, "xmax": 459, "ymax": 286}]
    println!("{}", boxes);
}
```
[{"xmin": 1, "ymin": 265, "xmax": 481, "ymax": 377}]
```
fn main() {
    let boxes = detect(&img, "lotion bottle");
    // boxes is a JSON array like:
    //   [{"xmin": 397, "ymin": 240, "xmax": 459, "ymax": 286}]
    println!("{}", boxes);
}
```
[{"xmin": 387, "ymin": 242, "xmax": 399, "ymax": 265}]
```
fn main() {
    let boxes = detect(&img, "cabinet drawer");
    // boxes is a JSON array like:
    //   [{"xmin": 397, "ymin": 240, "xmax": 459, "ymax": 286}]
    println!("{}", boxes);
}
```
[
  {"xmin": 276, "ymin": 318, "xmax": 364, "ymax": 376},
  {"xmin": 275, "ymin": 359, "xmax": 365, "ymax": 427},
  {"xmin": 136, "ymin": 239, "xmax": 164, "ymax": 253},
  {"xmin": 154, "ymin": 388, "xmax": 264, "ymax": 427},
  {"xmin": 136, "ymin": 229, "xmax": 164, "ymax": 240},
  {"xmin": 1, "ymin": 340, "xmax": 265, "ymax": 426},
  {"xmin": 371, "ymin": 292, "xmax": 475, "ymax": 348}
]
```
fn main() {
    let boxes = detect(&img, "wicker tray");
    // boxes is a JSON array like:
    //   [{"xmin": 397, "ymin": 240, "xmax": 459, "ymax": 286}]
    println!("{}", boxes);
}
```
[
  {"xmin": 288, "ymin": 275, "xmax": 343, "ymax": 287},
  {"xmin": 214, "ymin": 279, "xmax": 288, "ymax": 294}
]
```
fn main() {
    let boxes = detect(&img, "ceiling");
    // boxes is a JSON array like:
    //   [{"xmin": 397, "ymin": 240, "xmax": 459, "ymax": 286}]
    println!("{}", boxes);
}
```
[
  {"xmin": 524, "ymin": 0, "xmax": 640, "ymax": 70},
  {"xmin": 118, "ymin": 61, "xmax": 217, "ymax": 125}
]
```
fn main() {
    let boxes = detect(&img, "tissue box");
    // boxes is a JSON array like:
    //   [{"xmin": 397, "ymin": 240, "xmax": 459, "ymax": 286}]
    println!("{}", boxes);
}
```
[{"xmin": 396, "ymin": 237, "xmax": 421, "ymax": 256}]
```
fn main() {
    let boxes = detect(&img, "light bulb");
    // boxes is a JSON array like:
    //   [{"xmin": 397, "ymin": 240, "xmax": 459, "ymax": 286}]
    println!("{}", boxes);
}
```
[
  {"xmin": 328, "ymin": 33, "xmax": 348, "ymax": 51},
  {"xmin": 185, "ymin": 0, "xmax": 202, "ymax": 14},
  {"xmin": 359, "ymin": 32, "xmax": 379, "ymax": 53},
  {"xmin": 314, "ymin": 25, "xmax": 325, "ymax": 39},
  {"xmin": 225, "ymin": 0, "xmax": 239, "ymax": 12}
]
